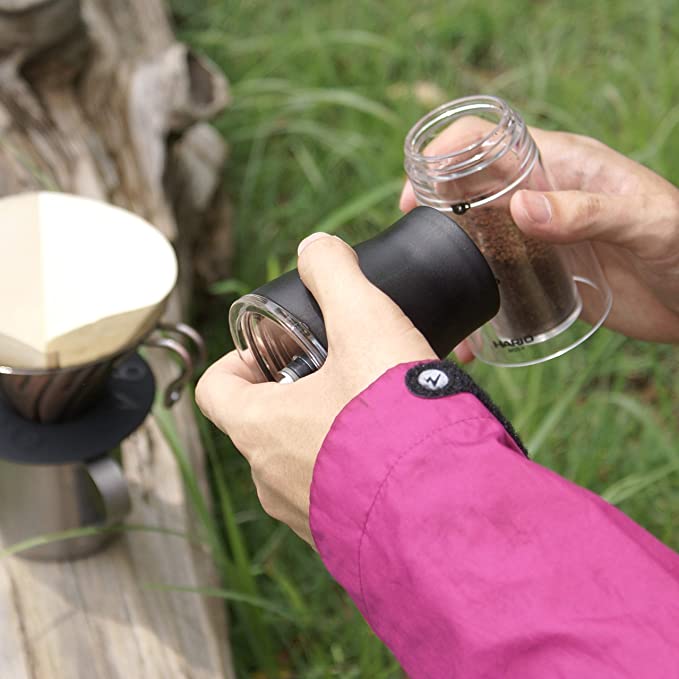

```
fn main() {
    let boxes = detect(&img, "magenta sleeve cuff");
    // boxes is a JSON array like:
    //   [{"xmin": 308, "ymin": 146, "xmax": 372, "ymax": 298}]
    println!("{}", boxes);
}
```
[{"xmin": 309, "ymin": 361, "xmax": 679, "ymax": 678}]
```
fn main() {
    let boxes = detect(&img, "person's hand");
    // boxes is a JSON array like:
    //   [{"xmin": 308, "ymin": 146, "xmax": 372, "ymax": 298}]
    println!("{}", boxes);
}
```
[
  {"xmin": 196, "ymin": 234, "xmax": 436, "ymax": 545},
  {"xmin": 401, "ymin": 128, "xmax": 679, "ymax": 361}
]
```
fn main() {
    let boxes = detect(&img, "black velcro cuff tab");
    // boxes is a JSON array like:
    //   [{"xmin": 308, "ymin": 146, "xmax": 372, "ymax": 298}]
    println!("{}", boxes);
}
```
[{"xmin": 405, "ymin": 360, "xmax": 528, "ymax": 457}]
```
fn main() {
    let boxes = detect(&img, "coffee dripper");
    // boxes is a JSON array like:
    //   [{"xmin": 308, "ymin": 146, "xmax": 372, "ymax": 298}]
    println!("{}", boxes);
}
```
[{"xmin": 0, "ymin": 192, "xmax": 205, "ymax": 560}]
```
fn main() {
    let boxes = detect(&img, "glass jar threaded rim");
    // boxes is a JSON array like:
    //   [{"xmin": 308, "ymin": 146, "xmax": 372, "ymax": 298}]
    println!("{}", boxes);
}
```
[{"xmin": 403, "ymin": 95, "xmax": 538, "ymax": 211}]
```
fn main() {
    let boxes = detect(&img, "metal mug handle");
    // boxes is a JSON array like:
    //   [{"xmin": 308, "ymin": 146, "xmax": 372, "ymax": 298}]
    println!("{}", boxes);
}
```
[
  {"xmin": 157, "ymin": 322, "xmax": 207, "ymax": 369},
  {"xmin": 86, "ymin": 456, "xmax": 131, "ymax": 525},
  {"xmin": 142, "ymin": 321, "xmax": 207, "ymax": 407}
]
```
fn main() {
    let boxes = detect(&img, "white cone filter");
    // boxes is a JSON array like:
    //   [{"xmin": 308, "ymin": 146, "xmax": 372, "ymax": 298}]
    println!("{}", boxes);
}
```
[{"xmin": 0, "ymin": 192, "xmax": 177, "ymax": 369}]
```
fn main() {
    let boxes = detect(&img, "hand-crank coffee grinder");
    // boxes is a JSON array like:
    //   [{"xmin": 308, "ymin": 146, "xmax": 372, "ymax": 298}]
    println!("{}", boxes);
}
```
[
  {"xmin": 0, "ymin": 193, "xmax": 204, "ymax": 560},
  {"xmin": 229, "ymin": 95, "xmax": 613, "ymax": 382},
  {"xmin": 229, "ymin": 207, "xmax": 501, "ymax": 383}
]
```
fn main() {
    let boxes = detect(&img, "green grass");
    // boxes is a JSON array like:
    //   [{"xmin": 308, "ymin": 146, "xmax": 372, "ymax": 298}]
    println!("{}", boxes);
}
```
[{"xmin": 169, "ymin": 1, "xmax": 679, "ymax": 676}]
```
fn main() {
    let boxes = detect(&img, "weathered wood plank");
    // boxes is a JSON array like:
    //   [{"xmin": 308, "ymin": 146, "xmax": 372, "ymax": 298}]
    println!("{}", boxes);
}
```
[{"xmin": 0, "ymin": 1, "xmax": 235, "ymax": 677}]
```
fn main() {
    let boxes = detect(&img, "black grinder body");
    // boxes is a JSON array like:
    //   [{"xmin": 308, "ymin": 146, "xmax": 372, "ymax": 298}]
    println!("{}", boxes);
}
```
[{"xmin": 253, "ymin": 206, "xmax": 499, "ymax": 360}]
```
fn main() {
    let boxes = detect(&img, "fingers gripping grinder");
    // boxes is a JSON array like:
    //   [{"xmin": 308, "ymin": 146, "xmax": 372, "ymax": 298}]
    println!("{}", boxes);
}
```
[{"xmin": 229, "ymin": 206, "xmax": 501, "ymax": 383}]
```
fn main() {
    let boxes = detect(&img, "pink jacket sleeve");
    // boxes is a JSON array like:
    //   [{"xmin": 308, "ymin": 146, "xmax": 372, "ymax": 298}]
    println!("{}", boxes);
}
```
[{"xmin": 309, "ymin": 360, "xmax": 679, "ymax": 678}]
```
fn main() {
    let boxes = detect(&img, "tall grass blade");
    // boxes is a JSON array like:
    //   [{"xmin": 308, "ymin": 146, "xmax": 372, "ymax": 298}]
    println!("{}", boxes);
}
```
[
  {"xmin": 145, "ymin": 583, "xmax": 297, "ymax": 621},
  {"xmin": 0, "ymin": 523, "xmax": 203, "ymax": 559},
  {"xmin": 196, "ymin": 408, "xmax": 281, "ymax": 676},
  {"xmin": 314, "ymin": 179, "xmax": 403, "ymax": 234},
  {"xmin": 526, "ymin": 334, "xmax": 626, "ymax": 456},
  {"xmin": 603, "ymin": 462, "xmax": 679, "ymax": 505}
]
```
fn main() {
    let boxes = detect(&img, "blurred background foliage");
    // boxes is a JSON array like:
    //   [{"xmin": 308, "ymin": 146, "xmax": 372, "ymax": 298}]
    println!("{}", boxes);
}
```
[{"xmin": 169, "ymin": 1, "xmax": 679, "ymax": 676}]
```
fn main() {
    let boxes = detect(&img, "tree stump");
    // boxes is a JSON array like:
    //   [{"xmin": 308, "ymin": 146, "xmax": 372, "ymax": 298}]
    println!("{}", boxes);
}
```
[{"xmin": 0, "ymin": 1, "xmax": 235, "ymax": 677}]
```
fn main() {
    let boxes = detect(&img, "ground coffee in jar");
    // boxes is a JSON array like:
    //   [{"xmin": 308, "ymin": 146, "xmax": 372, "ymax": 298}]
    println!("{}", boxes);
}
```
[
  {"xmin": 454, "ymin": 205, "xmax": 580, "ymax": 340},
  {"xmin": 404, "ymin": 95, "xmax": 612, "ymax": 366}
]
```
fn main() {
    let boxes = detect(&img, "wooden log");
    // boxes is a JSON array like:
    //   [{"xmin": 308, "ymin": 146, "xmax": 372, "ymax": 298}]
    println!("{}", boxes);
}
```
[{"xmin": 0, "ymin": 1, "xmax": 235, "ymax": 677}]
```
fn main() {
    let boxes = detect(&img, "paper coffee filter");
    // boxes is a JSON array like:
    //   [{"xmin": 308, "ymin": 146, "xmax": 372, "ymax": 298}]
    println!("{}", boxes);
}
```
[{"xmin": 0, "ymin": 192, "xmax": 178, "ymax": 369}]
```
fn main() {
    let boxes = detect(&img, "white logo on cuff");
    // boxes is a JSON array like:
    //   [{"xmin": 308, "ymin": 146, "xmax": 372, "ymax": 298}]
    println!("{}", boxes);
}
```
[{"xmin": 417, "ymin": 368, "xmax": 450, "ymax": 391}]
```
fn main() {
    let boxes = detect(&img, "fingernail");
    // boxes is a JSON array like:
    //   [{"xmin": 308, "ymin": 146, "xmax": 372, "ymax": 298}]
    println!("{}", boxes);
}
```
[
  {"xmin": 520, "ymin": 192, "xmax": 552, "ymax": 224},
  {"xmin": 297, "ymin": 232, "xmax": 330, "ymax": 256},
  {"xmin": 399, "ymin": 180, "xmax": 413, "ymax": 212}
]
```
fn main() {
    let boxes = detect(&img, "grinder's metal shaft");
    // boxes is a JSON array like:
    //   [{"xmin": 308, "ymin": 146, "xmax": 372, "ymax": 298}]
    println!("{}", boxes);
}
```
[{"xmin": 276, "ymin": 355, "xmax": 316, "ymax": 383}]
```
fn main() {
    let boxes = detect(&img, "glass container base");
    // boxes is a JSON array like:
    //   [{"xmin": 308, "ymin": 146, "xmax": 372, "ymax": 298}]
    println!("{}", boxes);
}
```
[{"xmin": 468, "ymin": 276, "xmax": 612, "ymax": 367}]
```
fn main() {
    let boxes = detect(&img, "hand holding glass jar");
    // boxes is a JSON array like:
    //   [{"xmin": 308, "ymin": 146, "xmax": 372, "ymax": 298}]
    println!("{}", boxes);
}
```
[{"xmin": 401, "ymin": 96, "xmax": 679, "ymax": 364}]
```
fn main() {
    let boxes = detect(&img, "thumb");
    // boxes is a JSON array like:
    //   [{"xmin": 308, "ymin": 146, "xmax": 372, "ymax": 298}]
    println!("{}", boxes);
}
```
[
  {"xmin": 510, "ymin": 189, "xmax": 672, "ymax": 257},
  {"xmin": 399, "ymin": 179, "xmax": 417, "ymax": 213},
  {"xmin": 296, "ymin": 232, "xmax": 400, "ymax": 345}
]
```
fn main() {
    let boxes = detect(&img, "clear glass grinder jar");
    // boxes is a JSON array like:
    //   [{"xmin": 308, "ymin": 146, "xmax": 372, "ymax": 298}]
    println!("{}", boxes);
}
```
[{"xmin": 404, "ymin": 95, "xmax": 612, "ymax": 366}]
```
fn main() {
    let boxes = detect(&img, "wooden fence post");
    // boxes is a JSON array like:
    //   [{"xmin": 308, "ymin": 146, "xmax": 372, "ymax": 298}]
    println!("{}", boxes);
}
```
[{"xmin": 0, "ymin": 1, "xmax": 235, "ymax": 677}]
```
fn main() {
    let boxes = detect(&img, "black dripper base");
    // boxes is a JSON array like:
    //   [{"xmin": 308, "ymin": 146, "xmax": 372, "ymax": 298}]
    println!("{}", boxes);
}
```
[{"xmin": 0, "ymin": 353, "xmax": 155, "ymax": 466}]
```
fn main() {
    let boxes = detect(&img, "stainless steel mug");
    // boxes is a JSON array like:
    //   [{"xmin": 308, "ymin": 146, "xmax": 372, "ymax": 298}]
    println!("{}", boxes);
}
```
[
  {"xmin": 0, "ymin": 353, "xmax": 155, "ymax": 561},
  {"xmin": 0, "ymin": 451, "xmax": 130, "ymax": 560}
]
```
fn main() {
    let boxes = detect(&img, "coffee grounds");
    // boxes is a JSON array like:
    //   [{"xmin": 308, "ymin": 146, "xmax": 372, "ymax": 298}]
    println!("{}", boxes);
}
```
[{"xmin": 455, "ymin": 206, "xmax": 579, "ymax": 340}]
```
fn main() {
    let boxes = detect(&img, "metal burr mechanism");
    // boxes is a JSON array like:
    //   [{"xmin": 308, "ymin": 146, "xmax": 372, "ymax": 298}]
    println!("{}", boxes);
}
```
[
  {"xmin": 277, "ymin": 355, "xmax": 317, "ymax": 383},
  {"xmin": 230, "ymin": 206, "xmax": 501, "ymax": 383},
  {"xmin": 230, "ymin": 294, "xmax": 327, "ymax": 382}
]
